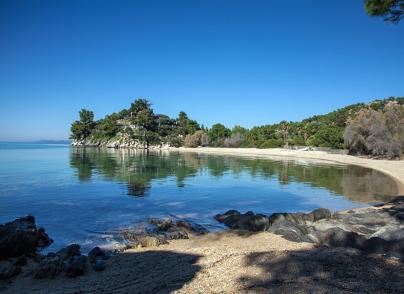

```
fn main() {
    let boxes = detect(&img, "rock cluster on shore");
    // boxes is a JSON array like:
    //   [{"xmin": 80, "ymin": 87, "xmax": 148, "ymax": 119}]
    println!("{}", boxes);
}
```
[
  {"xmin": 215, "ymin": 196, "xmax": 404, "ymax": 258},
  {"xmin": 121, "ymin": 218, "xmax": 208, "ymax": 248},
  {"xmin": 0, "ymin": 216, "xmax": 108, "ymax": 282},
  {"xmin": 2, "ymin": 196, "xmax": 404, "ymax": 286}
]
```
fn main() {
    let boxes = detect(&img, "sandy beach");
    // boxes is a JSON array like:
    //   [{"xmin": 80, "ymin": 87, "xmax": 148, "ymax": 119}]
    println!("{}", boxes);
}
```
[{"xmin": 171, "ymin": 147, "xmax": 404, "ymax": 193}]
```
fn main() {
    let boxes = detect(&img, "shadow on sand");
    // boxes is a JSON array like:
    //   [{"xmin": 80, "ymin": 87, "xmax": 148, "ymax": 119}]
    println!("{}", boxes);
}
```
[
  {"xmin": 2, "ymin": 251, "xmax": 202, "ymax": 294},
  {"xmin": 239, "ymin": 246, "xmax": 404, "ymax": 293}
]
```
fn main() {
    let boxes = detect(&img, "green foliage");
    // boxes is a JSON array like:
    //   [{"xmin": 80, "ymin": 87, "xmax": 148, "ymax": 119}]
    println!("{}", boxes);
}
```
[
  {"xmin": 364, "ymin": 0, "xmax": 404, "ymax": 23},
  {"xmin": 129, "ymin": 99, "xmax": 151, "ymax": 115},
  {"xmin": 208, "ymin": 123, "xmax": 231, "ymax": 146},
  {"xmin": 258, "ymin": 139, "xmax": 283, "ymax": 148},
  {"xmin": 70, "ymin": 96, "xmax": 404, "ymax": 151},
  {"xmin": 177, "ymin": 111, "xmax": 200, "ymax": 135},
  {"xmin": 231, "ymin": 125, "xmax": 249, "ymax": 136},
  {"xmin": 344, "ymin": 101, "xmax": 404, "ymax": 158},
  {"xmin": 133, "ymin": 107, "xmax": 159, "ymax": 148},
  {"xmin": 70, "ymin": 109, "xmax": 95, "ymax": 140},
  {"xmin": 184, "ymin": 130, "xmax": 209, "ymax": 147},
  {"xmin": 308, "ymin": 126, "xmax": 344, "ymax": 148}
]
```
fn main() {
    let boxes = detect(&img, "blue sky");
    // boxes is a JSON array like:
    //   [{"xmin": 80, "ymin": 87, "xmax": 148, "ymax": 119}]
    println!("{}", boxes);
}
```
[{"xmin": 0, "ymin": 0, "xmax": 403, "ymax": 141}]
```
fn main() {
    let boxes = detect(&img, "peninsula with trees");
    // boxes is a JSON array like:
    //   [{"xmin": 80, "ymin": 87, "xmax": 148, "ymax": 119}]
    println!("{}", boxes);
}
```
[{"xmin": 71, "ymin": 97, "xmax": 404, "ymax": 159}]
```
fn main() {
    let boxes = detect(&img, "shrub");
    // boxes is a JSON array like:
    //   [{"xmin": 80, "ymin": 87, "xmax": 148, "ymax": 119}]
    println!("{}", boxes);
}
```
[
  {"xmin": 344, "ymin": 102, "xmax": 404, "ymax": 158},
  {"xmin": 184, "ymin": 131, "xmax": 209, "ymax": 148},
  {"xmin": 259, "ymin": 139, "xmax": 283, "ymax": 149},
  {"xmin": 224, "ymin": 133, "xmax": 244, "ymax": 147}
]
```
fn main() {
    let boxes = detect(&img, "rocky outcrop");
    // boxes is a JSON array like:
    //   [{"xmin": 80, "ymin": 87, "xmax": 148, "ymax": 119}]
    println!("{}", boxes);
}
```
[
  {"xmin": 215, "ymin": 210, "xmax": 270, "ymax": 232},
  {"xmin": 72, "ymin": 137, "xmax": 170, "ymax": 149},
  {"xmin": 34, "ymin": 244, "xmax": 109, "ymax": 279},
  {"xmin": 215, "ymin": 208, "xmax": 331, "ymax": 242},
  {"xmin": 0, "ymin": 216, "xmax": 53, "ymax": 261},
  {"xmin": 215, "ymin": 196, "xmax": 404, "ymax": 257},
  {"xmin": 0, "ymin": 216, "xmax": 111, "ymax": 281},
  {"xmin": 122, "ymin": 218, "xmax": 207, "ymax": 248}
]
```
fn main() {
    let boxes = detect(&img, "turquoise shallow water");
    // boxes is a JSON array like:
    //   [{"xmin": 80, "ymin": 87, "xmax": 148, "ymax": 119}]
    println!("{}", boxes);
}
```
[{"xmin": 0, "ymin": 143, "xmax": 398, "ymax": 252}]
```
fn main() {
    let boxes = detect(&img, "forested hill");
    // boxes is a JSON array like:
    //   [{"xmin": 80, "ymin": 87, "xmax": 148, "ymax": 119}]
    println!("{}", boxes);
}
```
[{"xmin": 70, "ymin": 97, "xmax": 404, "ymax": 157}]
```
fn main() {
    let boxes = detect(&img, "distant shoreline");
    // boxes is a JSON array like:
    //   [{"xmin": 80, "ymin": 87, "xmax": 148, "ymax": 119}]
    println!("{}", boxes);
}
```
[{"xmin": 170, "ymin": 147, "xmax": 404, "ymax": 194}]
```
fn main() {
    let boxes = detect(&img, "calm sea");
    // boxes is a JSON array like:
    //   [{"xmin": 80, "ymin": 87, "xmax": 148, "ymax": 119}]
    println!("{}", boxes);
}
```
[{"xmin": 0, "ymin": 142, "xmax": 398, "ymax": 252}]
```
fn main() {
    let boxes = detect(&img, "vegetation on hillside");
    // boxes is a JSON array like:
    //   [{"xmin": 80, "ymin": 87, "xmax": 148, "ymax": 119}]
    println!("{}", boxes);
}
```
[
  {"xmin": 71, "ymin": 96, "xmax": 404, "ymax": 157},
  {"xmin": 344, "ymin": 101, "xmax": 404, "ymax": 158}
]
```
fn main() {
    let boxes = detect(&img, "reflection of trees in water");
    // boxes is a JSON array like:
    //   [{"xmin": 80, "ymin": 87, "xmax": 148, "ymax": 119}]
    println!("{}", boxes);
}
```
[
  {"xmin": 70, "ymin": 148, "xmax": 199, "ymax": 196},
  {"xmin": 70, "ymin": 148, "xmax": 398, "ymax": 202},
  {"xmin": 341, "ymin": 169, "xmax": 398, "ymax": 202}
]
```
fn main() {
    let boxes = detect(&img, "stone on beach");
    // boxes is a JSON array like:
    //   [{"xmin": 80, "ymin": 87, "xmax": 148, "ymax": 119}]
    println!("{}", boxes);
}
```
[{"xmin": 0, "ymin": 216, "xmax": 53, "ymax": 260}]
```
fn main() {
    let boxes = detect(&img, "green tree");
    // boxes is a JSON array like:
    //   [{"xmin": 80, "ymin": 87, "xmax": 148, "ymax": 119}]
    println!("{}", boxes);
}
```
[
  {"xmin": 177, "ymin": 111, "xmax": 200, "ymax": 135},
  {"xmin": 208, "ymin": 123, "xmax": 231, "ymax": 146},
  {"xmin": 231, "ymin": 125, "xmax": 249, "ymax": 136},
  {"xmin": 70, "ymin": 109, "xmax": 95, "ymax": 140},
  {"xmin": 134, "ymin": 108, "xmax": 159, "ymax": 148},
  {"xmin": 129, "ymin": 99, "xmax": 151, "ymax": 117},
  {"xmin": 365, "ymin": 0, "xmax": 404, "ymax": 23}
]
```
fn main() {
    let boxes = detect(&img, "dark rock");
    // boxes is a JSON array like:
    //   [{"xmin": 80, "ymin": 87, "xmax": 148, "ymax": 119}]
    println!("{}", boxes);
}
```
[
  {"xmin": 88, "ymin": 247, "xmax": 106, "ymax": 263},
  {"xmin": 215, "ymin": 210, "xmax": 270, "ymax": 231},
  {"xmin": 0, "ymin": 262, "xmax": 21, "ymax": 280},
  {"xmin": 33, "ymin": 255, "xmax": 63, "ymax": 279},
  {"xmin": 393, "ymin": 212, "xmax": 404, "ymax": 221},
  {"xmin": 123, "ymin": 233, "xmax": 168, "ymax": 248},
  {"xmin": 317, "ymin": 228, "xmax": 367, "ymax": 250},
  {"xmin": 310, "ymin": 208, "xmax": 332, "ymax": 221},
  {"xmin": 385, "ymin": 238, "xmax": 404, "ymax": 260},
  {"xmin": 163, "ymin": 230, "xmax": 189, "ymax": 240},
  {"xmin": 13, "ymin": 255, "xmax": 27, "ymax": 266},
  {"xmin": 122, "ymin": 218, "xmax": 207, "ymax": 248},
  {"xmin": 0, "ymin": 216, "xmax": 53, "ymax": 260},
  {"xmin": 363, "ymin": 237, "xmax": 390, "ymax": 253},
  {"xmin": 149, "ymin": 218, "xmax": 173, "ymax": 231},
  {"xmin": 56, "ymin": 244, "xmax": 81, "ymax": 262},
  {"xmin": 214, "ymin": 210, "xmax": 241, "ymax": 224},
  {"xmin": 374, "ymin": 227, "xmax": 404, "ymax": 241},
  {"xmin": 175, "ymin": 220, "xmax": 208, "ymax": 234},
  {"xmin": 65, "ymin": 255, "xmax": 87, "ymax": 278},
  {"xmin": 268, "ymin": 220, "xmax": 313, "ymax": 243},
  {"xmin": 92, "ymin": 259, "xmax": 106, "ymax": 271}
]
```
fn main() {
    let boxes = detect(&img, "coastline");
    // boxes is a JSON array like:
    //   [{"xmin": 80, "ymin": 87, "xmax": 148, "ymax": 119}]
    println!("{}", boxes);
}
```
[
  {"xmin": 170, "ymin": 147, "xmax": 404, "ymax": 194},
  {"xmin": 5, "ymin": 199, "xmax": 404, "ymax": 293},
  {"xmin": 3, "ymin": 146, "xmax": 404, "ymax": 292}
]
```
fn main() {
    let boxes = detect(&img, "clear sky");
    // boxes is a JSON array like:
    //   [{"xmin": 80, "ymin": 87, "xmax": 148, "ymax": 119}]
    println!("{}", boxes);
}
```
[{"xmin": 0, "ymin": 0, "xmax": 403, "ymax": 141}]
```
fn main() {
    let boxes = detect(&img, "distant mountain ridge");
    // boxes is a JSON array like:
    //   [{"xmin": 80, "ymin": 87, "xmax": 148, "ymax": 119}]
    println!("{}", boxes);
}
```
[{"xmin": 0, "ymin": 140, "xmax": 71, "ymax": 145}]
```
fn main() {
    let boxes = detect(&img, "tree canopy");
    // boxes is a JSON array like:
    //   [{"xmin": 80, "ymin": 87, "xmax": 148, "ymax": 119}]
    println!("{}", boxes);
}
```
[
  {"xmin": 71, "ymin": 97, "xmax": 404, "ymax": 158},
  {"xmin": 365, "ymin": 0, "xmax": 404, "ymax": 23}
]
